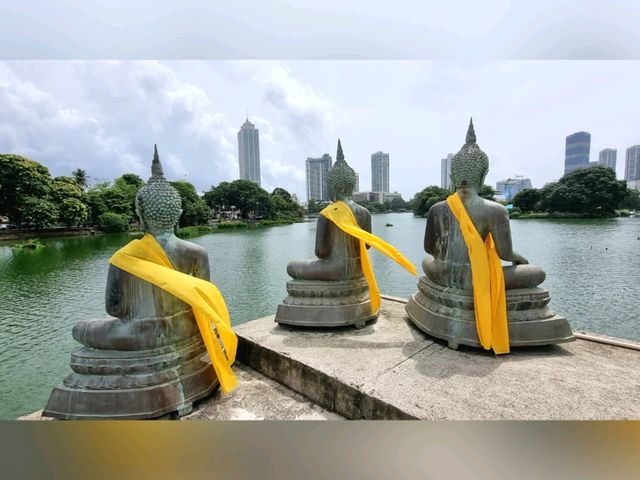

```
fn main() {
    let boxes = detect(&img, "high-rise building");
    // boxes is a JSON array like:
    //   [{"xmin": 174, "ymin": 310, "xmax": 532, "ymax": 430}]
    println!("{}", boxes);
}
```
[
  {"xmin": 305, "ymin": 154, "xmax": 333, "ymax": 202},
  {"xmin": 625, "ymin": 145, "xmax": 640, "ymax": 182},
  {"xmin": 441, "ymin": 153, "xmax": 454, "ymax": 190},
  {"xmin": 354, "ymin": 173, "xmax": 359, "ymax": 193},
  {"xmin": 496, "ymin": 176, "xmax": 533, "ymax": 202},
  {"xmin": 371, "ymin": 151, "xmax": 389, "ymax": 193},
  {"xmin": 598, "ymin": 148, "xmax": 617, "ymax": 172},
  {"xmin": 564, "ymin": 131, "xmax": 591, "ymax": 175},
  {"xmin": 237, "ymin": 119, "xmax": 261, "ymax": 185}
]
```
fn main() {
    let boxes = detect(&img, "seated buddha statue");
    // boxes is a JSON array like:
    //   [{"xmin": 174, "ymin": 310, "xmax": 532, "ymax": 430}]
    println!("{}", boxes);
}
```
[
  {"xmin": 406, "ymin": 120, "xmax": 574, "ymax": 350},
  {"xmin": 275, "ymin": 140, "xmax": 377, "ymax": 328},
  {"xmin": 287, "ymin": 141, "xmax": 371, "ymax": 282},
  {"xmin": 44, "ymin": 146, "xmax": 231, "ymax": 419},
  {"xmin": 72, "ymin": 146, "xmax": 207, "ymax": 350},
  {"xmin": 422, "ymin": 120, "xmax": 546, "ymax": 292}
]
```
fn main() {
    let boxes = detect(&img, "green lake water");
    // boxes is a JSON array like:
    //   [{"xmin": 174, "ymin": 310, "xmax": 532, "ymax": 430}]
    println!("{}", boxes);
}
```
[{"xmin": 1, "ymin": 213, "xmax": 639, "ymax": 419}]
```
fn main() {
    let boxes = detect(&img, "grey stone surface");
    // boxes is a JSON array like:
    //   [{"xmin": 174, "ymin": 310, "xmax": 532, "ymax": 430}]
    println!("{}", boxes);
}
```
[
  {"xmin": 21, "ymin": 364, "xmax": 343, "ymax": 421},
  {"xmin": 275, "ymin": 139, "xmax": 377, "ymax": 328},
  {"xmin": 237, "ymin": 297, "xmax": 640, "ymax": 420},
  {"xmin": 43, "ymin": 146, "xmax": 218, "ymax": 419},
  {"xmin": 184, "ymin": 364, "xmax": 343, "ymax": 420}
]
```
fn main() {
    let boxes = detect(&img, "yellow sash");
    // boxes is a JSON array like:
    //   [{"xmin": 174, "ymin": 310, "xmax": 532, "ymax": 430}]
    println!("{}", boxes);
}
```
[
  {"xmin": 320, "ymin": 201, "xmax": 417, "ymax": 315},
  {"xmin": 109, "ymin": 234, "xmax": 238, "ymax": 392},
  {"xmin": 447, "ymin": 193, "xmax": 509, "ymax": 354}
]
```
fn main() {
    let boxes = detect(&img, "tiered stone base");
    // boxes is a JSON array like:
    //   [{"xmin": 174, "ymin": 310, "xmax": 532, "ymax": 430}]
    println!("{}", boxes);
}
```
[
  {"xmin": 43, "ymin": 335, "xmax": 218, "ymax": 419},
  {"xmin": 275, "ymin": 278, "xmax": 378, "ymax": 328},
  {"xmin": 406, "ymin": 276, "xmax": 574, "ymax": 349}
]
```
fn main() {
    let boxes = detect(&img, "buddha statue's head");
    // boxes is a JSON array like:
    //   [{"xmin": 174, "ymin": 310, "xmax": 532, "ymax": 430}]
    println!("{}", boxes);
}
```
[
  {"xmin": 450, "ymin": 119, "xmax": 489, "ymax": 192},
  {"xmin": 135, "ymin": 145, "xmax": 183, "ymax": 232},
  {"xmin": 327, "ymin": 139, "xmax": 357, "ymax": 201}
]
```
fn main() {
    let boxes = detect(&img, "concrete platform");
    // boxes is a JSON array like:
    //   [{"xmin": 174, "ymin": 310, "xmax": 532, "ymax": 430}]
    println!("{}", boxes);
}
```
[
  {"xmin": 236, "ymin": 297, "xmax": 640, "ymax": 420},
  {"xmin": 19, "ymin": 364, "xmax": 343, "ymax": 421}
]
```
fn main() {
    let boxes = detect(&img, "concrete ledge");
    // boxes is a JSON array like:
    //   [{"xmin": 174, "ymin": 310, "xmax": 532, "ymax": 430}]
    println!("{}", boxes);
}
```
[{"xmin": 235, "ymin": 298, "xmax": 640, "ymax": 420}]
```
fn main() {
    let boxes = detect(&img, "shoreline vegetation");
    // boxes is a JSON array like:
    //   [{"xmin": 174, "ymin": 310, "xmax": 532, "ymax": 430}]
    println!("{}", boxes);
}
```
[
  {"xmin": 411, "ymin": 167, "xmax": 639, "ymax": 220},
  {"xmin": 0, "ymin": 154, "xmax": 306, "ymax": 239}
]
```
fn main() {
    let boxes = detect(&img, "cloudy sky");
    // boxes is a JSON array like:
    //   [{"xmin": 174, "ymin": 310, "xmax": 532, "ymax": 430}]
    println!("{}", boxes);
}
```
[{"xmin": 1, "ymin": 60, "xmax": 639, "ymax": 200}]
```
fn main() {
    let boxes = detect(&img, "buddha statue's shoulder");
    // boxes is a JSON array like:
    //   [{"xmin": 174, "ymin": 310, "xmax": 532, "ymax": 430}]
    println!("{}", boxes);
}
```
[
  {"xmin": 429, "ymin": 199, "xmax": 451, "ymax": 218},
  {"xmin": 482, "ymin": 198, "xmax": 510, "ymax": 220}
]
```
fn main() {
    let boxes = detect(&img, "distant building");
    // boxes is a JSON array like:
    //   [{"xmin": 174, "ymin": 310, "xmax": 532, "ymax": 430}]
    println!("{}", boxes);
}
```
[
  {"xmin": 371, "ymin": 151, "xmax": 390, "ymax": 193},
  {"xmin": 496, "ymin": 176, "xmax": 533, "ymax": 202},
  {"xmin": 625, "ymin": 145, "xmax": 640, "ymax": 182},
  {"xmin": 440, "ymin": 153, "xmax": 454, "ymax": 190},
  {"xmin": 238, "ymin": 119, "xmax": 261, "ymax": 185},
  {"xmin": 354, "ymin": 173, "xmax": 359, "ymax": 193},
  {"xmin": 627, "ymin": 180, "xmax": 640, "ymax": 191},
  {"xmin": 598, "ymin": 148, "xmax": 617, "ymax": 172},
  {"xmin": 305, "ymin": 154, "xmax": 333, "ymax": 202},
  {"xmin": 353, "ymin": 191, "xmax": 402, "ymax": 204},
  {"xmin": 564, "ymin": 131, "xmax": 591, "ymax": 175}
]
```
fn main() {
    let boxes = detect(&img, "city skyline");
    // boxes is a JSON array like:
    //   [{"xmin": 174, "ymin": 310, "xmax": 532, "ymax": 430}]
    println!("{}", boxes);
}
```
[{"xmin": 1, "ymin": 60, "xmax": 639, "ymax": 201}]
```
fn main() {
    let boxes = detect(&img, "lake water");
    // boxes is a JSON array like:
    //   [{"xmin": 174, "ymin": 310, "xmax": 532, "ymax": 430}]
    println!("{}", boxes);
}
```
[{"xmin": 1, "ymin": 213, "xmax": 639, "ymax": 419}]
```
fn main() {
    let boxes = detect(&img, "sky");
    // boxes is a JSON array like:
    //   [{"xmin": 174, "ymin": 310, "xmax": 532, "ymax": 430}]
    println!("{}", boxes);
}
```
[{"xmin": 1, "ymin": 60, "xmax": 639, "ymax": 201}]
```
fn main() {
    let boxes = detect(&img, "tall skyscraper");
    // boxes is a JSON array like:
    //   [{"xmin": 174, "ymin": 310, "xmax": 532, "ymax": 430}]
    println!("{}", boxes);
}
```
[
  {"xmin": 371, "ymin": 151, "xmax": 389, "ymax": 193},
  {"xmin": 564, "ymin": 131, "xmax": 591, "ymax": 175},
  {"xmin": 496, "ymin": 176, "xmax": 533, "ymax": 202},
  {"xmin": 441, "ymin": 153, "xmax": 454, "ymax": 190},
  {"xmin": 355, "ymin": 173, "xmax": 360, "ymax": 193},
  {"xmin": 625, "ymin": 145, "xmax": 640, "ymax": 182},
  {"xmin": 598, "ymin": 148, "xmax": 617, "ymax": 172},
  {"xmin": 237, "ymin": 119, "xmax": 261, "ymax": 185},
  {"xmin": 305, "ymin": 154, "xmax": 333, "ymax": 202}
]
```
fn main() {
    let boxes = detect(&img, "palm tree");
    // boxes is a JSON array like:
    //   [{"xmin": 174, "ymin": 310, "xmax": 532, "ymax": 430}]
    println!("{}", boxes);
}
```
[{"xmin": 72, "ymin": 168, "xmax": 88, "ymax": 191}]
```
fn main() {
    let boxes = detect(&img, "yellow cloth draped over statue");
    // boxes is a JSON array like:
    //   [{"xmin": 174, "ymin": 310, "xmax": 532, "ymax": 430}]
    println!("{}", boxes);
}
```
[
  {"xmin": 109, "ymin": 234, "xmax": 238, "ymax": 392},
  {"xmin": 447, "ymin": 192, "xmax": 509, "ymax": 354},
  {"xmin": 320, "ymin": 201, "xmax": 417, "ymax": 315}
]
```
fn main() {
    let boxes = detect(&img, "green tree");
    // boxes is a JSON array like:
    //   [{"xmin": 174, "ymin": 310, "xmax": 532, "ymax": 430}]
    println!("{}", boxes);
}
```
[
  {"xmin": 541, "ymin": 166, "xmax": 626, "ymax": 216},
  {"xmin": 170, "ymin": 180, "xmax": 211, "ymax": 227},
  {"xmin": 97, "ymin": 212, "xmax": 129, "ymax": 233},
  {"xmin": 0, "ymin": 154, "xmax": 53, "ymax": 225},
  {"xmin": 411, "ymin": 186, "xmax": 449, "ymax": 217},
  {"xmin": 305, "ymin": 198, "xmax": 327, "ymax": 214},
  {"xmin": 479, "ymin": 184, "xmax": 496, "ymax": 201},
  {"xmin": 204, "ymin": 180, "xmax": 273, "ymax": 219},
  {"xmin": 512, "ymin": 188, "xmax": 541, "ymax": 212},
  {"xmin": 113, "ymin": 174, "xmax": 144, "ymax": 217},
  {"xmin": 72, "ymin": 168, "xmax": 88, "ymax": 191},
  {"xmin": 619, "ymin": 188, "xmax": 640, "ymax": 211},
  {"xmin": 388, "ymin": 197, "xmax": 407, "ymax": 211},
  {"xmin": 58, "ymin": 198, "xmax": 89, "ymax": 227},
  {"xmin": 21, "ymin": 196, "xmax": 59, "ymax": 229}
]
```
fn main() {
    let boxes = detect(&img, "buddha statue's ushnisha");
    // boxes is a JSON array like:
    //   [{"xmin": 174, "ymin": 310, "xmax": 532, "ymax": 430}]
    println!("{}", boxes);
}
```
[
  {"xmin": 406, "ymin": 120, "xmax": 574, "ymax": 351},
  {"xmin": 44, "ymin": 146, "xmax": 237, "ymax": 419},
  {"xmin": 276, "ymin": 140, "xmax": 415, "ymax": 329}
]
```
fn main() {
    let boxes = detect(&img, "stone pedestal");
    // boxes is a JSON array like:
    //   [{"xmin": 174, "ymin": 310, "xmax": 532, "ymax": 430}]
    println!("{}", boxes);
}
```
[
  {"xmin": 275, "ymin": 278, "xmax": 378, "ymax": 328},
  {"xmin": 43, "ymin": 335, "xmax": 218, "ymax": 419},
  {"xmin": 406, "ymin": 276, "xmax": 574, "ymax": 349}
]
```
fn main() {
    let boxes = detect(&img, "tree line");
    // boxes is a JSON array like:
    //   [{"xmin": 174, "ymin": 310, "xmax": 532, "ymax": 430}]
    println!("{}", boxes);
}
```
[
  {"xmin": 408, "ymin": 167, "xmax": 638, "ymax": 218},
  {"xmin": 0, "ymin": 154, "xmax": 303, "ymax": 233},
  {"xmin": 511, "ymin": 166, "xmax": 637, "ymax": 217}
]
